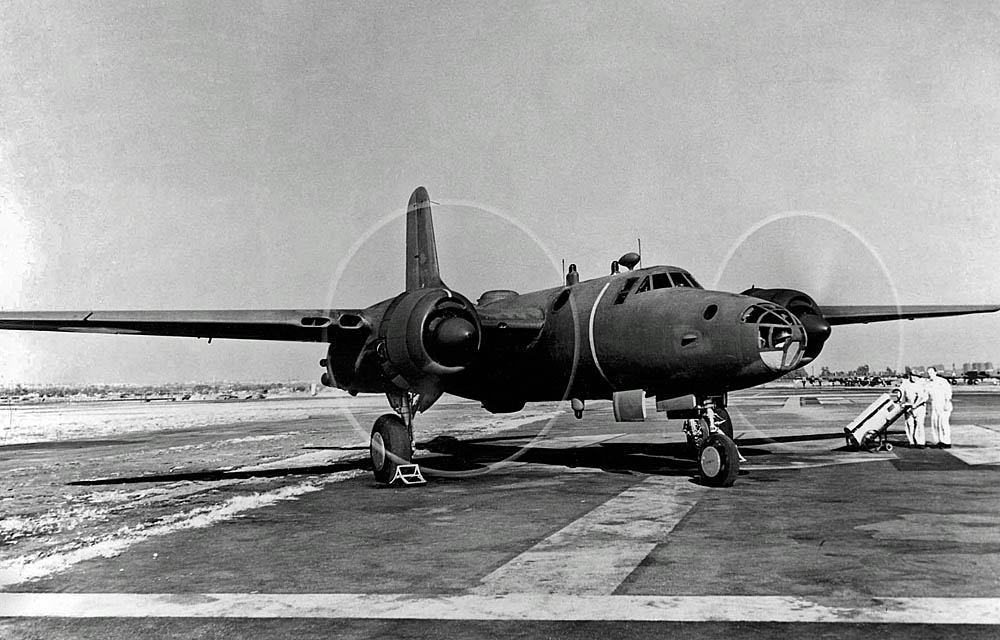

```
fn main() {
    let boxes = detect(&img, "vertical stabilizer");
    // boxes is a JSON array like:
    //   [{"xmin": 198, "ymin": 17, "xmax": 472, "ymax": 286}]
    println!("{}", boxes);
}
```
[{"xmin": 406, "ymin": 186, "xmax": 445, "ymax": 290}]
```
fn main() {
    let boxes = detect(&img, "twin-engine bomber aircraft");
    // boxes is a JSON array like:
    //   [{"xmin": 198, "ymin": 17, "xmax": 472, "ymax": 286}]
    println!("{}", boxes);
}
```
[{"xmin": 2, "ymin": 187, "xmax": 998, "ymax": 486}]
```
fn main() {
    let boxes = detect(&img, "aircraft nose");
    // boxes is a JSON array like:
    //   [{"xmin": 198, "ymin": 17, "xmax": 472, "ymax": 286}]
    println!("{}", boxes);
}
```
[{"xmin": 741, "ymin": 303, "xmax": 807, "ymax": 372}]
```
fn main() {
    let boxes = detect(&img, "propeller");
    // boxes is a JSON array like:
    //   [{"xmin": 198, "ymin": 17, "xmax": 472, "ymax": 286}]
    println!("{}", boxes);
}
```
[{"xmin": 715, "ymin": 212, "xmax": 900, "ymax": 367}]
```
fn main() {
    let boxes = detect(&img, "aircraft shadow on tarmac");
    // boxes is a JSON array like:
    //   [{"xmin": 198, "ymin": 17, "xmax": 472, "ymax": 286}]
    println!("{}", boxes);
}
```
[
  {"xmin": 418, "ymin": 435, "xmax": 695, "ymax": 476},
  {"xmin": 0, "ymin": 438, "xmax": 145, "ymax": 454},
  {"xmin": 65, "ymin": 432, "xmax": 850, "ymax": 486},
  {"xmin": 735, "ymin": 432, "xmax": 847, "ymax": 446},
  {"xmin": 413, "ymin": 427, "xmax": 874, "ymax": 477},
  {"xmin": 68, "ymin": 457, "xmax": 371, "ymax": 486},
  {"xmin": 414, "ymin": 432, "xmax": 841, "ymax": 476}
]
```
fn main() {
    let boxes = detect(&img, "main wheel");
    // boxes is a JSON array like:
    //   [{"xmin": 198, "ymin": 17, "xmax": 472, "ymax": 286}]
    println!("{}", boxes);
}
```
[
  {"xmin": 370, "ymin": 413, "xmax": 413, "ymax": 484},
  {"xmin": 699, "ymin": 432, "xmax": 740, "ymax": 487}
]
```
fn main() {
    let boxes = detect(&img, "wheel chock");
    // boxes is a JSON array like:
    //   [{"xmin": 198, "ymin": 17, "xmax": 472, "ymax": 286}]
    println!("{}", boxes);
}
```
[{"xmin": 390, "ymin": 464, "xmax": 427, "ymax": 486}]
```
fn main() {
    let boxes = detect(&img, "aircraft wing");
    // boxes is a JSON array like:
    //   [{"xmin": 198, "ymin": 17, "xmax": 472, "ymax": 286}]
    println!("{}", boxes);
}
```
[
  {"xmin": 819, "ymin": 304, "xmax": 1000, "ymax": 326},
  {"xmin": 0, "ymin": 309, "xmax": 369, "ymax": 342}
]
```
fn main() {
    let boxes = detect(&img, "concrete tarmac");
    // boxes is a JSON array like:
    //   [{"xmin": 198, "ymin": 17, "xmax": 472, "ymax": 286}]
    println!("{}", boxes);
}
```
[{"xmin": 2, "ymin": 387, "xmax": 999, "ymax": 638}]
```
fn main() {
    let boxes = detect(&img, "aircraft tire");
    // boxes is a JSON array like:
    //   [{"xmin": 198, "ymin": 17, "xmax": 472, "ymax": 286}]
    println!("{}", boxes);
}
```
[
  {"xmin": 370, "ymin": 413, "xmax": 412, "ymax": 484},
  {"xmin": 713, "ymin": 407, "xmax": 734, "ymax": 440},
  {"xmin": 698, "ymin": 433, "xmax": 740, "ymax": 487}
]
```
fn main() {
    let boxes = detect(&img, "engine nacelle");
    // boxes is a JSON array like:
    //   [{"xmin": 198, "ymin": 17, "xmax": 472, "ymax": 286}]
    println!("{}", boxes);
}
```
[
  {"xmin": 741, "ymin": 287, "xmax": 832, "ymax": 363},
  {"xmin": 378, "ymin": 288, "xmax": 482, "ymax": 389}
]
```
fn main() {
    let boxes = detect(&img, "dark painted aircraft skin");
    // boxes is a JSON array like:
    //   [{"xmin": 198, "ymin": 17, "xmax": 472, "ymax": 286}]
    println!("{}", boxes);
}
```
[
  {"xmin": 1, "ymin": 187, "xmax": 997, "ymax": 486},
  {"xmin": 445, "ymin": 279, "xmax": 776, "ymax": 410}
]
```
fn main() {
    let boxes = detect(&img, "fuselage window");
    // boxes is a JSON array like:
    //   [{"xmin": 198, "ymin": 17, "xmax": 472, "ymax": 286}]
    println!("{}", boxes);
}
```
[
  {"xmin": 651, "ymin": 273, "xmax": 672, "ymax": 290},
  {"xmin": 635, "ymin": 276, "xmax": 651, "ymax": 293},
  {"xmin": 614, "ymin": 277, "xmax": 639, "ymax": 304}
]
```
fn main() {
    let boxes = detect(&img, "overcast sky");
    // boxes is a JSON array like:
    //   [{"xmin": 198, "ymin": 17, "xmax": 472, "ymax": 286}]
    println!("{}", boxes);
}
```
[{"xmin": 2, "ymin": 1, "xmax": 999, "ymax": 384}]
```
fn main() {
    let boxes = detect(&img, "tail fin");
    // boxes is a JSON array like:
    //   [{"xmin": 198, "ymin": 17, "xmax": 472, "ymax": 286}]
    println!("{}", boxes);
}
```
[{"xmin": 406, "ymin": 186, "xmax": 445, "ymax": 290}]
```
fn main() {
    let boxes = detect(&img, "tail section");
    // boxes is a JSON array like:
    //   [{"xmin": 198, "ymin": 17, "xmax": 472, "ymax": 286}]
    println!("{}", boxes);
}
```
[{"xmin": 406, "ymin": 186, "xmax": 445, "ymax": 290}]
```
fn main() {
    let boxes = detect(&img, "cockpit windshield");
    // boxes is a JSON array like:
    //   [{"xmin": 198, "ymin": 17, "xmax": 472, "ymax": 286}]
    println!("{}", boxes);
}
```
[
  {"xmin": 636, "ymin": 271, "xmax": 702, "ymax": 294},
  {"xmin": 670, "ymin": 271, "xmax": 699, "ymax": 288},
  {"xmin": 613, "ymin": 269, "xmax": 703, "ymax": 304}
]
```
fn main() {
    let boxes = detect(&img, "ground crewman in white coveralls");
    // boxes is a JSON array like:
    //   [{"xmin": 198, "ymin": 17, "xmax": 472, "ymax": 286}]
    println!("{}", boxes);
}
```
[
  {"xmin": 925, "ymin": 367, "xmax": 953, "ymax": 449},
  {"xmin": 898, "ymin": 372, "xmax": 928, "ymax": 448}
]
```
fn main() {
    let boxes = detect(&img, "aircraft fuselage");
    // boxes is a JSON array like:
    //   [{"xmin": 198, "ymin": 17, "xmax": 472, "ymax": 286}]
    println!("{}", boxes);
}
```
[
  {"xmin": 332, "ymin": 265, "xmax": 809, "ymax": 413},
  {"xmin": 461, "ymin": 268, "xmax": 805, "ymax": 409}
]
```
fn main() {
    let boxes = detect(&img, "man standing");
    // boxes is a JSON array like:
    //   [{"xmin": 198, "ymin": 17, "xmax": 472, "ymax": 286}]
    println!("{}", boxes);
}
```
[
  {"xmin": 899, "ymin": 372, "xmax": 928, "ymax": 448},
  {"xmin": 926, "ymin": 367, "xmax": 953, "ymax": 449}
]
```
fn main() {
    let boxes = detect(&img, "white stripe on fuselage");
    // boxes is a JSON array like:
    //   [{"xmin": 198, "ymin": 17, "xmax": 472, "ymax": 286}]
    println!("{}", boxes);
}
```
[{"xmin": 588, "ymin": 281, "xmax": 613, "ymax": 388}]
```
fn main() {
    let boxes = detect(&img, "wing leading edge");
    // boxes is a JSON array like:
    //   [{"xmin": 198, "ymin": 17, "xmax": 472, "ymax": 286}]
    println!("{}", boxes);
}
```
[
  {"xmin": 820, "ymin": 304, "xmax": 1000, "ymax": 326},
  {"xmin": 0, "ymin": 309, "xmax": 369, "ymax": 342}
]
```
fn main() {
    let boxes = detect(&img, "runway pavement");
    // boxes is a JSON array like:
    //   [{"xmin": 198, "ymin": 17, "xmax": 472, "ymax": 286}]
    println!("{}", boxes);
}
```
[{"xmin": 2, "ymin": 387, "xmax": 999, "ymax": 638}]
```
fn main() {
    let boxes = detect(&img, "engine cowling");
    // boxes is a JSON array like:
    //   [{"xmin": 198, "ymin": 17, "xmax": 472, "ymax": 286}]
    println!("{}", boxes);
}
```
[
  {"xmin": 741, "ymin": 287, "xmax": 832, "ymax": 364},
  {"xmin": 378, "ymin": 288, "xmax": 482, "ymax": 389}
]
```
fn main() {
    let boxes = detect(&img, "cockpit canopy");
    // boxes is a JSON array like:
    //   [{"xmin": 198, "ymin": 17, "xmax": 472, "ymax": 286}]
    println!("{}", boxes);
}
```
[
  {"xmin": 613, "ymin": 269, "xmax": 703, "ymax": 305},
  {"xmin": 636, "ymin": 270, "xmax": 701, "ymax": 291}
]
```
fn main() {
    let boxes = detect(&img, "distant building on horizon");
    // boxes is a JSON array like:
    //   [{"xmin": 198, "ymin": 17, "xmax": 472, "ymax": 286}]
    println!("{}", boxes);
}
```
[{"xmin": 962, "ymin": 361, "xmax": 995, "ymax": 373}]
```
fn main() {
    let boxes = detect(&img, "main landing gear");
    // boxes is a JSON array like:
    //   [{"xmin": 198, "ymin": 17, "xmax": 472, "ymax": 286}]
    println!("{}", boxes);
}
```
[
  {"xmin": 370, "ymin": 392, "xmax": 426, "ymax": 485},
  {"xmin": 683, "ymin": 402, "xmax": 740, "ymax": 487}
]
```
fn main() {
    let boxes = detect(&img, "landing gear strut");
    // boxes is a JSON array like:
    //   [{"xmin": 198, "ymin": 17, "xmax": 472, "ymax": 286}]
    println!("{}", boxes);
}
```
[{"xmin": 683, "ymin": 400, "xmax": 740, "ymax": 487}]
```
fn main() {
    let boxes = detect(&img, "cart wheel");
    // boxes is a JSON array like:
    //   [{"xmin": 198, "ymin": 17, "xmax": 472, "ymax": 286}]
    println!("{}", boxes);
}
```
[{"xmin": 861, "ymin": 433, "xmax": 880, "ymax": 452}]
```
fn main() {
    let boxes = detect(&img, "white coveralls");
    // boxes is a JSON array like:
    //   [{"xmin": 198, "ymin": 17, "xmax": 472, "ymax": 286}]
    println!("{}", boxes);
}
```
[
  {"xmin": 898, "ymin": 378, "xmax": 928, "ymax": 446},
  {"xmin": 926, "ymin": 376, "xmax": 953, "ymax": 446}
]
